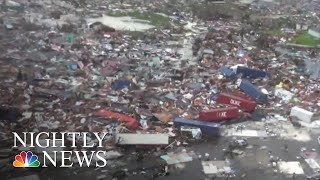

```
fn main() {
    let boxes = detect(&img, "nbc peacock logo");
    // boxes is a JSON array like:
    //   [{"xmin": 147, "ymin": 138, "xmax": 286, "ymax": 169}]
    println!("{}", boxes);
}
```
[{"xmin": 13, "ymin": 151, "xmax": 40, "ymax": 167}]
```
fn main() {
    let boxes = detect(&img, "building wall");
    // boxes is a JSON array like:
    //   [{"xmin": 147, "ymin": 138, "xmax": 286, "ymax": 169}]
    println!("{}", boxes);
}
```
[
  {"xmin": 308, "ymin": 29, "xmax": 320, "ymax": 38},
  {"xmin": 296, "ymin": 24, "xmax": 301, "ymax": 30},
  {"xmin": 296, "ymin": 24, "xmax": 309, "ymax": 30},
  {"xmin": 302, "ymin": 25, "xmax": 309, "ymax": 30}
]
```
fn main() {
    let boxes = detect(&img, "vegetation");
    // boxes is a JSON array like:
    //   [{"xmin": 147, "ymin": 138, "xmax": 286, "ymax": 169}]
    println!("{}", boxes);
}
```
[
  {"xmin": 128, "ymin": 11, "xmax": 171, "ymax": 28},
  {"xmin": 267, "ymin": 28, "xmax": 283, "ymax": 36},
  {"xmin": 291, "ymin": 33, "xmax": 320, "ymax": 46},
  {"xmin": 109, "ymin": 11, "xmax": 171, "ymax": 28},
  {"xmin": 256, "ymin": 32, "xmax": 270, "ymax": 48},
  {"xmin": 126, "ymin": 31, "xmax": 146, "ymax": 40},
  {"xmin": 74, "ymin": 70, "xmax": 87, "ymax": 77},
  {"xmin": 125, "ymin": 30, "xmax": 157, "ymax": 41},
  {"xmin": 190, "ymin": 3, "xmax": 246, "ymax": 20}
]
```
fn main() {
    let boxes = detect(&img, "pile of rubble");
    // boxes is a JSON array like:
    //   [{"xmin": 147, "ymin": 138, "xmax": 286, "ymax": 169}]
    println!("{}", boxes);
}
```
[{"xmin": 1, "ymin": 0, "xmax": 320, "ymax": 179}]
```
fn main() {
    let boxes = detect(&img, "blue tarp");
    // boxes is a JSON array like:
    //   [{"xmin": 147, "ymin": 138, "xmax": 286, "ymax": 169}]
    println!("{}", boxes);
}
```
[
  {"xmin": 220, "ymin": 67, "xmax": 236, "ymax": 79},
  {"xmin": 112, "ymin": 80, "xmax": 132, "ymax": 90}
]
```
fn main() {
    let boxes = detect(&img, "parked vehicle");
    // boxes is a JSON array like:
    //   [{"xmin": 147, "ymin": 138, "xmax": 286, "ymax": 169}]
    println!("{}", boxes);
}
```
[{"xmin": 230, "ymin": 139, "xmax": 248, "ymax": 148}]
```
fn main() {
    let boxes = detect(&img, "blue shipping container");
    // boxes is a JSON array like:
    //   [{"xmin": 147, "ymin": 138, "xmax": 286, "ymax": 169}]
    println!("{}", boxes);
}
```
[
  {"xmin": 239, "ymin": 80, "xmax": 267, "ymax": 103},
  {"xmin": 220, "ymin": 67, "xmax": 236, "ymax": 79},
  {"xmin": 236, "ymin": 67, "xmax": 268, "ymax": 79},
  {"xmin": 174, "ymin": 117, "xmax": 220, "ymax": 136}
]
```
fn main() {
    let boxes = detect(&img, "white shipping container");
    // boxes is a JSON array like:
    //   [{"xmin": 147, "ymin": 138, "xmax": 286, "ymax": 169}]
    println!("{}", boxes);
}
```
[
  {"xmin": 116, "ymin": 134, "xmax": 169, "ymax": 145},
  {"xmin": 290, "ymin": 106, "xmax": 314, "ymax": 123}
]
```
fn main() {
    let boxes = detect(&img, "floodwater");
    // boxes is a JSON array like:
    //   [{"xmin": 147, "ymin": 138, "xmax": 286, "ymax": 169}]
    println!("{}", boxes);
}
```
[
  {"xmin": 5, "ymin": 135, "xmax": 317, "ymax": 180},
  {"xmin": 87, "ymin": 15, "xmax": 155, "ymax": 32}
]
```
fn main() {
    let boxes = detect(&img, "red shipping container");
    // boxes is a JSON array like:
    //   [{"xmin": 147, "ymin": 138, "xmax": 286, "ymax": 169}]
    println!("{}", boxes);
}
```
[
  {"xmin": 217, "ymin": 93, "xmax": 257, "ymax": 112},
  {"xmin": 199, "ymin": 106, "xmax": 239, "ymax": 121},
  {"xmin": 231, "ymin": 91, "xmax": 254, "ymax": 101}
]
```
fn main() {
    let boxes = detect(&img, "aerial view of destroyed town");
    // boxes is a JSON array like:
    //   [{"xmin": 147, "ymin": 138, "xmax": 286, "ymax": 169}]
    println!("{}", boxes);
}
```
[{"xmin": 1, "ymin": 0, "xmax": 320, "ymax": 179}]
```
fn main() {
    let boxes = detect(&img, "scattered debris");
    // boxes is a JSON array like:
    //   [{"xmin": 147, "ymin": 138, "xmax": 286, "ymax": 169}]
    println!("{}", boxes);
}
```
[
  {"xmin": 1, "ymin": 0, "xmax": 320, "ymax": 179},
  {"xmin": 277, "ymin": 161, "xmax": 304, "ymax": 174},
  {"xmin": 202, "ymin": 161, "xmax": 232, "ymax": 175},
  {"xmin": 160, "ymin": 152, "xmax": 194, "ymax": 165}
]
